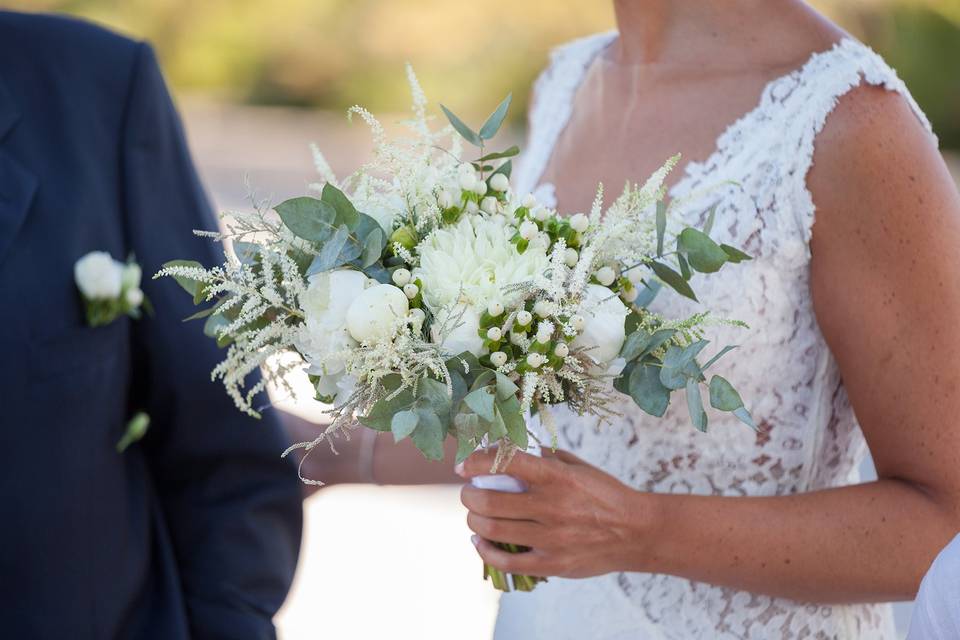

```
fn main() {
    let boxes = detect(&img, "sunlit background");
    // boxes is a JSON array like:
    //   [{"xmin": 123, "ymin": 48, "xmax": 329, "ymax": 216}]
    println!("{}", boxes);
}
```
[{"xmin": 8, "ymin": 1, "xmax": 959, "ymax": 638}]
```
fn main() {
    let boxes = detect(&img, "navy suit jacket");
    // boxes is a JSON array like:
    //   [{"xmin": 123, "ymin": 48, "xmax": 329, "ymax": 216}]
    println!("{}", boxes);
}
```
[{"xmin": 0, "ymin": 12, "xmax": 303, "ymax": 639}]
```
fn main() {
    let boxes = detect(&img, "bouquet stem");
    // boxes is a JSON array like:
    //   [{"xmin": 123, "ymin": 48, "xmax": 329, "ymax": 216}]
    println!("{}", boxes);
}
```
[{"xmin": 482, "ymin": 541, "xmax": 546, "ymax": 592}]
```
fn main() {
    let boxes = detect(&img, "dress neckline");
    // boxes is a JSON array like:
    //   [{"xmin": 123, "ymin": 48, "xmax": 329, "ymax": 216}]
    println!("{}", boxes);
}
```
[{"xmin": 530, "ymin": 32, "xmax": 859, "ymax": 207}]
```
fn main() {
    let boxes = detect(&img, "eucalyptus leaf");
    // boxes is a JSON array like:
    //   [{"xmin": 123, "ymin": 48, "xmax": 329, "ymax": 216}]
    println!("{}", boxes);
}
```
[
  {"xmin": 633, "ymin": 279, "xmax": 662, "ymax": 308},
  {"xmin": 686, "ymin": 378, "xmax": 708, "ymax": 432},
  {"xmin": 494, "ymin": 372, "xmax": 519, "ymax": 401},
  {"xmin": 733, "ymin": 406, "xmax": 757, "ymax": 430},
  {"xmin": 708, "ymin": 375, "xmax": 745, "ymax": 411},
  {"xmin": 498, "ymin": 396, "xmax": 527, "ymax": 449},
  {"xmin": 702, "ymin": 345, "xmax": 738, "ymax": 371},
  {"xmin": 678, "ymin": 228, "xmax": 728, "ymax": 273},
  {"xmin": 677, "ymin": 253, "xmax": 692, "ymax": 280},
  {"xmin": 360, "ymin": 227, "xmax": 384, "ymax": 268},
  {"xmin": 275, "ymin": 197, "xmax": 337, "ymax": 243},
  {"xmin": 720, "ymin": 244, "xmax": 752, "ymax": 263},
  {"xmin": 320, "ymin": 183, "xmax": 360, "ymax": 228},
  {"xmin": 620, "ymin": 330, "xmax": 653, "ymax": 361},
  {"xmin": 359, "ymin": 387, "xmax": 416, "ymax": 431},
  {"xmin": 477, "ymin": 145, "xmax": 519, "ymax": 162},
  {"xmin": 307, "ymin": 224, "xmax": 351, "ymax": 275},
  {"xmin": 412, "ymin": 409, "xmax": 445, "ymax": 460},
  {"xmin": 628, "ymin": 363, "xmax": 671, "ymax": 418},
  {"xmin": 203, "ymin": 311, "xmax": 231, "ymax": 343},
  {"xmin": 488, "ymin": 405, "xmax": 508, "ymax": 440},
  {"xmin": 650, "ymin": 261, "xmax": 698, "ymax": 301},
  {"xmin": 417, "ymin": 377, "xmax": 452, "ymax": 423},
  {"xmin": 391, "ymin": 410, "xmax": 420, "ymax": 442},
  {"xmin": 655, "ymin": 201, "xmax": 667, "ymax": 256},
  {"xmin": 479, "ymin": 93, "xmax": 512, "ymax": 140},
  {"xmin": 440, "ymin": 104, "xmax": 482, "ymax": 146},
  {"xmin": 464, "ymin": 387, "xmax": 496, "ymax": 423}
]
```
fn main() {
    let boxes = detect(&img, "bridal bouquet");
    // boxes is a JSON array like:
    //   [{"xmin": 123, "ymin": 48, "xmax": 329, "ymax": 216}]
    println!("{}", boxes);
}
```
[{"xmin": 157, "ymin": 67, "xmax": 753, "ymax": 592}]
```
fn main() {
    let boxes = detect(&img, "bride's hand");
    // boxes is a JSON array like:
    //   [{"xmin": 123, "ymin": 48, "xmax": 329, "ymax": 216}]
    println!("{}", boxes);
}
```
[{"xmin": 458, "ymin": 449, "xmax": 662, "ymax": 579}]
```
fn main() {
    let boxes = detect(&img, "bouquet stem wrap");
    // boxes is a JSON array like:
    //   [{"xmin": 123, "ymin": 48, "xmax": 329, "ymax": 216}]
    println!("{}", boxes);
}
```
[{"xmin": 471, "ymin": 474, "xmax": 546, "ymax": 592}]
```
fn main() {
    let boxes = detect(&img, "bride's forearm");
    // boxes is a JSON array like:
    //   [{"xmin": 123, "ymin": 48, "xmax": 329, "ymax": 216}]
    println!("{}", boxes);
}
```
[{"xmin": 637, "ymin": 479, "xmax": 959, "ymax": 603}]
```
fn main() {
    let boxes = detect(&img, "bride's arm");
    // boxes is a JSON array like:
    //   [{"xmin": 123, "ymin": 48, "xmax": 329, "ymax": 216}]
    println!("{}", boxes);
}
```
[
  {"xmin": 460, "ymin": 85, "xmax": 960, "ymax": 602},
  {"xmin": 281, "ymin": 412, "xmax": 461, "ymax": 491}
]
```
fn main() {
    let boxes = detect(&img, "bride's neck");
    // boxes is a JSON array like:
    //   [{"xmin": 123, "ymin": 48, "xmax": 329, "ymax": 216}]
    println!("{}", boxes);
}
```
[{"xmin": 611, "ymin": 0, "xmax": 778, "ymax": 66}]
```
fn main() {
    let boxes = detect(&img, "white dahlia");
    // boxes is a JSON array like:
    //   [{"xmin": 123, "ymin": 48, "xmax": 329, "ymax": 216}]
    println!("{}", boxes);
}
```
[{"xmin": 414, "ymin": 215, "xmax": 549, "ymax": 314}]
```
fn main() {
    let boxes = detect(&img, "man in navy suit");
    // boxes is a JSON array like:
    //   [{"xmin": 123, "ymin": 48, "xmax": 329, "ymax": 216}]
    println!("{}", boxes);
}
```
[{"xmin": 0, "ymin": 11, "xmax": 303, "ymax": 639}]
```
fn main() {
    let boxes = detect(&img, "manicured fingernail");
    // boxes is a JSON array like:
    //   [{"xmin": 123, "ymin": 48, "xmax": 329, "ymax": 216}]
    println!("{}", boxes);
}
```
[
  {"xmin": 471, "ymin": 534, "xmax": 480, "ymax": 547},
  {"xmin": 454, "ymin": 462, "xmax": 465, "ymax": 477}
]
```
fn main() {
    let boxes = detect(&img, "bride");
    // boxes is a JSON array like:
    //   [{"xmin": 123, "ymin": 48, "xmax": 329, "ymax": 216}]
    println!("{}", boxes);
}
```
[
  {"xmin": 453, "ymin": 0, "xmax": 960, "ymax": 638},
  {"xmin": 286, "ymin": 0, "xmax": 960, "ymax": 637}
]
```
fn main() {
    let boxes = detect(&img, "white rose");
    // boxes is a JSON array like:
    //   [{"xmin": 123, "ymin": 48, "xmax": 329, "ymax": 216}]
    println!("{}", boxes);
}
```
[
  {"xmin": 297, "ymin": 269, "xmax": 368, "ymax": 375},
  {"xmin": 74, "ymin": 251, "xmax": 123, "ymax": 299},
  {"xmin": 431, "ymin": 303, "xmax": 483, "ymax": 357},
  {"xmin": 571, "ymin": 284, "xmax": 629, "ymax": 365},
  {"xmin": 346, "ymin": 284, "xmax": 409, "ymax": 343}
]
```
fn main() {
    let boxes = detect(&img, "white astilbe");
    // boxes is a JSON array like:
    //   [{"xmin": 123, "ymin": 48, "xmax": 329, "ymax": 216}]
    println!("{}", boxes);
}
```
[{"xmin": 154, "ymin": 244, "xmax": 306, "ymax": 417}]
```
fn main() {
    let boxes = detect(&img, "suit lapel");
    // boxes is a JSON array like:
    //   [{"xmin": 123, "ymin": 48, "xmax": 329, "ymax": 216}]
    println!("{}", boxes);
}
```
[{"xmin": 0, "ymin": 73, "xmax": 38, "ymax": 268}]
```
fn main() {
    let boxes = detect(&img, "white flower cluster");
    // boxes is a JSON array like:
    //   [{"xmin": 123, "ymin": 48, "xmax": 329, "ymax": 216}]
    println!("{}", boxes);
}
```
[{"xmin": 75, "ymin": 251, "xmax": 147, "ymax": 327}]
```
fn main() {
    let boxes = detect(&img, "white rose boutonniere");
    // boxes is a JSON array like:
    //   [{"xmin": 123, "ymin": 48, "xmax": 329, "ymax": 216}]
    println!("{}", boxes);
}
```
[{"xmin": 74, "ymin": 251, "xmax": 151, "ymax": 326}]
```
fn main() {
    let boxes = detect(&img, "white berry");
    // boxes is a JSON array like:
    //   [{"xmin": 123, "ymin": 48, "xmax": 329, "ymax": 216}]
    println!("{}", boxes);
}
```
[
  {"xmin": 595, "ymin": 266, "xmax": 616, "ymax": 287},
  {"xmin": 534, "ymin": 207, "xmax": 550, "ymax": 222},
  {"xmin": 519, "ymin": 220, "xmax": 538, "ymax": 240},
  {"xmin": 487, "ymin": 301, "xmax": 504, "ymax": 317},
  {"xmin": 570, "ymin": 213, "xmax": 589, "ymax": 233},
  {"xmin": 526, "ymin": 353, "xmax": 544, "ymax": 368},
  {"xmin": 522, "ymin": 193, "xmax": 537, "ymax": 209},
  {"xmin": 490, "ymin": 351, "xmax": 508, "ymax": 367},
  {"xmin": 486, "ymin": 327, "xmax": 503, "ymax": 341},
  {"xmin": 407, "ymin": 308, "xmax": 426, "ymax": 330},
  {"xmin": 474, "ymin": 179, "xmax": 488, "ymax": 196},
  {"xmin": 481, "ymin": 196, "xmax": 499, "ymax": 214},
  {"xmin": 533, "ymin": 300, "xmax": 551, "ymax": 318},
  {"xmin": 464, "ymin": 200, "xmax": 479, "ymax": 214},
  {"xmin": 391, "ymin": 268, "xmax": 411, "ymax": 287},
  {"xmin": 403, "ymin": 283, "xmax": 419, "ymax": 299},
  {"xmin": 564, "ymin": 248, "xmax": 579, "ymax": 267},
  {"xmin": 569, "ymin": 315, "xmax": 586, "ymax": 332},
  {"xmin": 438, "ymin": 190, "xmax": 455, "ymax": 209},
  {"xmin": 516, "ymin": 310, "xmax": 533, "ymax": 326},
  {"xmin": 489, "ymin": 173, "xmax": 509, "ymax": 192},
  {"xmin": 459, "ymin": 172, "xmax": 476, "ymax": 192},
  {"xmin": 554, "ymin": 343, "xmax": 569, "ymax": 358}
]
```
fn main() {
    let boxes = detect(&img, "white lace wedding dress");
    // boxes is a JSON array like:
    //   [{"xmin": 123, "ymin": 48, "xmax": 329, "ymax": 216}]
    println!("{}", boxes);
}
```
[{"xmin": 495, "ymin": 32, "xmax": 937, "ymax": 640}]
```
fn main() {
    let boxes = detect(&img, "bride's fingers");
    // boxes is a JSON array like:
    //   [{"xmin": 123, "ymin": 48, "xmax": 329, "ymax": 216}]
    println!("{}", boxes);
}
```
[
  {"xmin": 466, "ymin": 513, "xmax": 542, "ymax": 548},
  {"xmin": 460, "ymin": 484, "xmax": 541, "ymax": 519},
  {"xmin": 471, "ymin": 536, "xmax": 545, "ymax": 575},
  {"xmin": 456, "ymin": 450, "xmax": 559, "ymax": 484}
]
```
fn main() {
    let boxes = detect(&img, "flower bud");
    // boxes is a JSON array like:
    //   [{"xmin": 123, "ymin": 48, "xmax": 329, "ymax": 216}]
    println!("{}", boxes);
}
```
[
  {"xmin": 487, "ymin": 301, "xmax": 504, "ymax": 317},
  {"xmin": 569, "ymin": 314, "xmax": 586, "ymax": 332},
  {"xmin": 490, "ymin": 351, "xmax": 508, "ymax": 367},
  {"xmin": 522, "ymin": 193, "xmax": 537, "ymax": 209},
  {"xmin": 390, "ymin": 225, "xmax": 417, "ymax": 250},
  {"xmin": 459, "ymin": 172, "xmax": 476, "ymax": 192},
  {"xmin": 554, "ymin": 342, "xmax": 569, "ymax": 358},
  {"xmin": 533, "ymin": 300, "xmax": 551, "ymax": 318},
  {"xmin": 595, "ymin": 266, "xmax": 616, "ymax": 287},
  {"xmin": 125, "ymin": 287, "xmax": 144, "ymax": 307},
  {"xmin": 391, "ymin": 268, "xmax": 412, "ymax": 287},
  {"xmin": 486, "ymin": 326, "xmax": 503, "ymax": 341},
  {"xmin": 480, "ymin": 196, "xmax": 499, "ymax": 214},
  {"xmin": 564, "ymin": 248, "xmax": 579, "ymax": 267},
  {"xmin": 403, "ymin": 283, "xmax": 419, "ymax": 299},
  {"xmin": 519, "ymin": 220, "xmax": 538, "ymax": 240},
  {"xmin": 438, "ymin": 190, "xmax": 455, "ymax": 209},
  {"xmin": 570, "ymin": 213, "xmax": 589, "ymax": 233},
  {"xmin": 407, "ymin": 307, "xmax": 426, "ymax": 331},
  {"xmin": 516, "ymin": 310, "xmax": 533, "ymax": 326},
  {"xmin": 489, "ymin": 173, "xmax": 509, "ymax": 192}
]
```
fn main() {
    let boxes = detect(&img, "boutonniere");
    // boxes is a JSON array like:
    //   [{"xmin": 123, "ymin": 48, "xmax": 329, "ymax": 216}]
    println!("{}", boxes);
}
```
[{"xmin": 74, "ymin": 251, "xmax": 152, "ymax": 327}]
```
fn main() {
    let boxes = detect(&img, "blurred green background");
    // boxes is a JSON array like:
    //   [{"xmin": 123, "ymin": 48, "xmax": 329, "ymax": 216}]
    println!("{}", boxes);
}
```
[{"xmin": 8, "ymin": 0, "xmax": 960, "ymax": 148}]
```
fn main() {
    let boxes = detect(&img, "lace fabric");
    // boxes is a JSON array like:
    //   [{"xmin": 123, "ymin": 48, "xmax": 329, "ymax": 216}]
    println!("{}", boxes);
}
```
[{"xmin": 498, "ymin": 34, "xmax": 936, "ymax": 640}]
